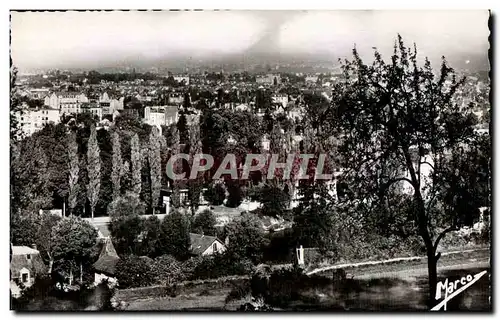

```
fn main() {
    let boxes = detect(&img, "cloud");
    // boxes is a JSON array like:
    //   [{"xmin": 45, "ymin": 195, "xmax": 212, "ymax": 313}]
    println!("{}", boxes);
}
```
[
  {"xmin": 277, "ymin": 10, "xmax": 489, "ymax": 60},
  {"xmin": 10, "ymin": 10, "xmax": 490, "ymax": 70},
  {"xmin": 11, "ymin": 11, "xmax": 268, "ymax": 69}
]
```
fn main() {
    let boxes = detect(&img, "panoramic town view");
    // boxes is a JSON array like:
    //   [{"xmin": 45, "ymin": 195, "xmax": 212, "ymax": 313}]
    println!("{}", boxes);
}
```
[{"xmin": 9, "ymin": 10, "xmax": 491, "ymax": 311}]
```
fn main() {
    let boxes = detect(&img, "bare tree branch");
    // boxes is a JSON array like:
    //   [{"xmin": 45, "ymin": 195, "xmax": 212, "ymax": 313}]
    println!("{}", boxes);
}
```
[
  {"xmin": 419, "ymin": 160, "xmax": 435, "ymax": 171},
  {"xmin": 433, "ymin": 225, "xmax": 459, "ymax": 252},
  {"xmin": 381, "ymin": 176, "xmax": 414, "ymax": 195}
]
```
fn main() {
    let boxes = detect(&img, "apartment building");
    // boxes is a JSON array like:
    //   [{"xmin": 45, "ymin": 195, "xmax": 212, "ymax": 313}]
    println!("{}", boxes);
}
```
[
  {"xmin": 144, "ymin": 105, "xmax": 179, "ymax": 128},
  {"xmin": 44, "ymin": 92, "xmax": 89, "ymax": 115},
  {"xmin": 272, "ymin": 94, "xmax": 289, "ymax": 108},
  {"xmin": 16, "ymin": 105, "xmax": 60, "ymax": 136}
]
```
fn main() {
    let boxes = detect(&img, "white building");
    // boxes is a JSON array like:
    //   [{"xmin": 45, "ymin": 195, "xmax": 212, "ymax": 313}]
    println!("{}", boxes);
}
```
[
  {"xmin": 10, "ymin": 245, "xmax": 47, "ymax": 297},
  {"xmin": 99, "ymin": 92, "xmax": 124, "ymax": 118},
  {"xmin": 173, "ymin": 76, "xmax": 190, "ymax": 85},
  {"xmin": 286, "ymin": 102, "xmax": 304, "ymax": 120},
  {"xmin": 44, "ymin": 92, "xmax": 89, "ymax": 115},
  {"xmin": 144, "ymin": 105, "xmax": 179, "ymax": 128},
  {"xmin": 16, "ymin": 105, "xmax": 60, "ymax": 136},
  {"xmin": 272, "ymin": 94, "xmax": 289, "ymax": 108}
]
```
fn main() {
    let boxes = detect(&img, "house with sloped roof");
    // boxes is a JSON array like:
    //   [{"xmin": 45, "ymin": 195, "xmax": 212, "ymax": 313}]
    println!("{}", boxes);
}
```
[
  {"xmin": 189, "ymin": 233, "xmax": 226, "ymax": 256},
  {"xmin": 93, "ymin": 238, "xmax": 120, "ymax": 287},
  {"xmin": 10, "ymin": 245, "xmax": 47, "ymax": 297}
]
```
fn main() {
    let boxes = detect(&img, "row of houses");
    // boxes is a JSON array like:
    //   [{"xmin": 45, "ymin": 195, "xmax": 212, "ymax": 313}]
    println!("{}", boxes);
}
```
[
  {"xmin": 16, "ymin": 85, "xmax": 311, "ymax": 137},
  {"xmin": 15, "ymin": 91, "xmax": 125, "ymax": 136},
  {"xmin": 44, "ymin": 92, "xmax": 125, "ymax": 116},
  {"xmin": 92, "ymin": 230, "xmax": 227, "ymax": 287},
  {"xmin": 10, "ymin": 226, "xmax": 227, "ymax": 298}
]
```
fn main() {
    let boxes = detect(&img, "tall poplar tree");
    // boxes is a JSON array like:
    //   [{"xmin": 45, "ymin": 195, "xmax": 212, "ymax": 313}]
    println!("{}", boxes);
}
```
[
  {"xmin": 170, "ymin": 126, "xmax": 181, "ymax": 208},
  {"xmin": 67, "ymin": 131, "xmax": 80, "ymax": 216},
  {"xmin": 131, "ymin": 133, "xmax": 142, "ymax": 197},
  {"xmin": 111, "ymin": 131, "xmax": 122, "ymax": 200},
  {"xmin": 87, "ymin": 125, "xmax": 101, "ymax": 220},
  {"xmin": 188, "ymin": 124, "xmax": 203, "ymax": 214},
  {"xmin": 149, "ymin": 126, "xmax": 162, "ymax": 214}
]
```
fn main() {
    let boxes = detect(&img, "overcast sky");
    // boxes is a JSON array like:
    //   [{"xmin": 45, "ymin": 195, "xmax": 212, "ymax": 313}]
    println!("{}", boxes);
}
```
[{"xmin": 10, "ymin": 10, "xmax": 489, "ymax": 70}]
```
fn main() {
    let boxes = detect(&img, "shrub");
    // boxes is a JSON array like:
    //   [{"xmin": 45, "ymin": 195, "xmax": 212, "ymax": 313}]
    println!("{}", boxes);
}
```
[
  {"xmin": 107, "ymin": 192, "xmax": 146, "ymax": 218},
  {"xmin": 158, "ymin": 210, "xmax": 191, "ymax": 260},
  {"xmin": 204, "ymin": 183, "xmax": 226, "ymax": 206},
  {"xmin": 188, "ymin": 253, "xmax": 254, "ymax": 280},
  {"xmin": 180, "ymin": 256, "xmax": 204, "ymax": 280},
  {"xmin": 151, "ymin": 254, "xmax": 186, "ymax": 285},
  {"xmin": 109, "ymin": 215, "xmax": 143, "ymax": 255},
  {"xmin": 223, "ymin": 212, "xmax": 269, "ymax": 264},
  {"xmin": 191, "ymin": 209, "xmax": 217, "ymax": 236},
  {"xmin": 138, "ymin": 215, "xmax": 162, "ymax": 258},
  {"xmin": 225, "ymin": 181, "xmax": 243, "ymax": 208},
  {"xmin": 262, "ymin": 228, "xmax": 296, "ymax": 264},
  {"xmin": 259, "ymin": 184, "xmax": 290, "ymax": 218},
  {"xmin": 247, "ymin": 184, "xmax": 263, "ymax": 202},
  {"xmin": 115, "ymin": 255, "xmax": 156, "ymax": 289}
]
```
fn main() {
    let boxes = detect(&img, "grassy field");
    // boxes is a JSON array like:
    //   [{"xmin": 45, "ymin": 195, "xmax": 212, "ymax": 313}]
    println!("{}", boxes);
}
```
[
  {"xmin": 118, "ymin": 249, "xmax": 491, "ymax": 311},
  {"xmin": 288, "ymin": 266, "xmax": 491, "ymax": 311},
  {"xmin": 124, "ymin": 289, "xmax": 244, "ymax": 311},
  {"xmin": 313, "ymin": 248, "xmax": 490, "ymax": 279}
]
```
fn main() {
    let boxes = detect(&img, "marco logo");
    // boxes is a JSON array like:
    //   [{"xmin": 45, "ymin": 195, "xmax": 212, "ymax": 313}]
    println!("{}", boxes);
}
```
[{"xmin": 431, "ymin": 270, "xmax": 487, "ymax": 311}]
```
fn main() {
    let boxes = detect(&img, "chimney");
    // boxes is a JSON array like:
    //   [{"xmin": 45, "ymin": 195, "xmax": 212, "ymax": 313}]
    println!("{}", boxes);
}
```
[
  {"xmin": 201, "ymin": 230, "xmax": 204, "ymax": 237},
  {"xmin": 32, "ymin": 244, "xmax": 37, "ymax": 251}
]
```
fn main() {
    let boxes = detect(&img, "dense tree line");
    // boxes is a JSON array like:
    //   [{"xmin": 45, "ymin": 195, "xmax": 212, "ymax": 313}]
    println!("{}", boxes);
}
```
[{"xmin": 86, "ymin": 71, "xmax": 163, "ymax": 84}]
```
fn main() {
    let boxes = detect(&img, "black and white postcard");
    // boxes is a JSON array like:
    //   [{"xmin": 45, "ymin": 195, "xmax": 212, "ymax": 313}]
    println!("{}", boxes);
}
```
[{"xmin": 9, "ymin": 9, "xmax": 491, "ymax": 312}]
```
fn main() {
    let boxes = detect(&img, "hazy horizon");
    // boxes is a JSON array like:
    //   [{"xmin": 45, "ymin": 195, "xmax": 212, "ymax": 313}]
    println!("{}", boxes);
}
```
[{"xmin": 10, "ymin": 10, "xmax": 490, "ymax": 72}]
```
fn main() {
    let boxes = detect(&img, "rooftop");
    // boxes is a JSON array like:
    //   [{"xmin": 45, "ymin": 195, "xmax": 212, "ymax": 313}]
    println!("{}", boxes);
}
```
[
  {"xmin": 12, "ymin": 245, "xmax": 39, "ymax": 256},
  {"xmin": 189, "ymin": 233, "xmax": 221, "ymax": 255},
  {"xmin": 93, "ymin": 238, "xmax": 120, "ymax": 276}
]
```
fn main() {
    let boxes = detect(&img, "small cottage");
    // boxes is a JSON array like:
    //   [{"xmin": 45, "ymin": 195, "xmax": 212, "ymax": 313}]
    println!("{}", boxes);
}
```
[
  {"xmin": 10, "ymin": 245, "xmax": 47, "ymax": 297},
  {"xmin": 189, "ymin": 233, "xmax": 226, "ymax": 256},
  {"xmin": 93, "ymin": 238, "xmax": 120, "ymax": 287}
]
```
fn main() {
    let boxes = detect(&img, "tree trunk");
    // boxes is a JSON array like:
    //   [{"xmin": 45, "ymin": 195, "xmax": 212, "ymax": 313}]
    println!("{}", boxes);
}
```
[
  {"xmin": 91, "ymin": 207, "xmax": 94, "ymax": 221},
  {"xmin": 417, "ymin": 203, "xmax": 439, "ymax": 308},
  {"xmin": 69, "ymin": 268, "xmax": 73, "ymax": 286},
  {"xmin": 63, "ymin": 200, "xmax": 66, "ymax": 217},
  {"xmin": 427, "ymin": 248, "xmax": 438, "ymax": 308},
  {"xmin": 403, "ymin": 147, "xmax": 438, "ymax": 308},
  {"xmin": 48, "ymin": 259, "xmax": 53, "ymax": 275},
  {"xmin": 80, "ymin": 262, "xmax": 83, "ymax": 284},
  {"xmin": 415, "ymin": 197, "xmax": 438, "ymax": 308}
]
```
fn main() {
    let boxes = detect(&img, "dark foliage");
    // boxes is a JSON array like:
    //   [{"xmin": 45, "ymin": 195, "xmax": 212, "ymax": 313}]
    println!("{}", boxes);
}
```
[
  {"xmin": 204, "ymin": 183, "xmax": 226, "ymax": 206},
  {"xmin": 115, "ymin": 255, "xmax": 156, "ymax": 289}
]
